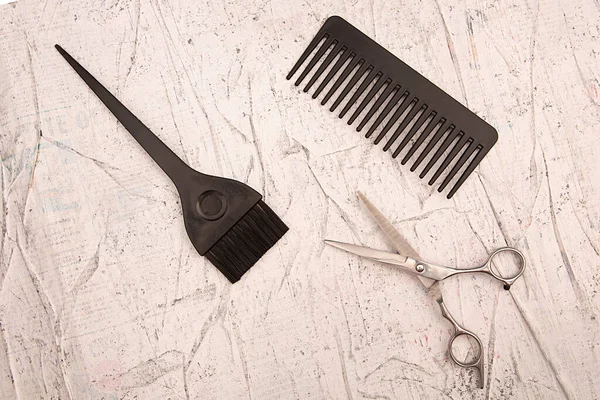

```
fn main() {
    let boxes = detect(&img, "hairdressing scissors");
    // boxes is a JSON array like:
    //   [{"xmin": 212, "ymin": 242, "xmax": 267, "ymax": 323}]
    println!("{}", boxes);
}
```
[{"xmin": 325, "ymin": 192, "xmax": 526, "ymax": 388}]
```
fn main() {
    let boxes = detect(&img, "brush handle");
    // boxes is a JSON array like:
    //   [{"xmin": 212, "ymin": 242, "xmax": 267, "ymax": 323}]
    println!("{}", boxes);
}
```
[
  {"xmin": 56, "ymin": 45, "xmax": 264, "ymax": 257},
  {"xmin": 55, "ymin": 45, "xmax": 193, "ymax": 186}
]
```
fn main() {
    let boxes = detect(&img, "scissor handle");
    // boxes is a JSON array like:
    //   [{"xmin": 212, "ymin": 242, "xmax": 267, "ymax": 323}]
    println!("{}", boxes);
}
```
[
  {"xmin": 481, "ymin": 247, "xmax": 526, "ymax": 290},
  {"xmin": 448, "ymin": 330, "xmax": 483, "ymax": 368},
  {"xmin": 437, "ymin": 298, "xmax": 485, "ymax": 389}
]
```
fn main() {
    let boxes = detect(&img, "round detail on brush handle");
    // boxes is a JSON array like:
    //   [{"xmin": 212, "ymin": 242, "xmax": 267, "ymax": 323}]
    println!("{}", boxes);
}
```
[{"xmin": 196, "ymin": 190, "xmax": 227, "ymax": 221}]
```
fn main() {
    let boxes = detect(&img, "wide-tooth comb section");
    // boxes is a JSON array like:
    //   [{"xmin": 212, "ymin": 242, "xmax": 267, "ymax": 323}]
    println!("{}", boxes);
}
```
[
  {"xmin": 304, "ymin": 40, "xmax": 342, "ymax": 92},
  {"xmin": 421, "ymin": 129, "xmax": 461, "ymax": 181},
  {"xmin": 438, "ymin": 139, "xmax": 476, "ymax": 192},
  {"xmin": 393, "ymin": 109, "xmax": 433, "ymax": 158},
  {"xmin": 287, "ymin": 16, "xmax": 499, "ymax": 198},
  {"xmin": 405, "ymin": 114, "xmax": 441, "ymax": 166},
  {"xmin": 373, "ymin": 95, "xmax": 415, "ymax": 145},
  {"xmin": 287, "ymin": 32, "xmax": 328, "ymax": 80},
  {"xmin": 330, "ymin": 60, "xmax": 368, "ymax": 112},
  {"xmin": 348, "ymin": 72, "xmax": 383, "ymax": 125},
  {"xmin": 413, "ymin": 120, "xmax": 452, "ymax": 172},
  {"xmin": 312, "ymin": 46, "xmax": 348, "ymax": 99},
  {"xmin": 340, "ymin": 68, "xmax": 378, "ymax": 119},
  {"xmin": 428, "ymin": 133, "xmax": 470, "ymax": 185},
  {"xmin": 383, "ymin": 101, "xmax": 426, "ymax": 151},
  {"xmin": 447, "ymin": 145, "xmax": 485, "ymax": 198},
  {"xmin": 357, "ymin": 81, "xmax": 394, "ymax": 132},
  {"xmin": 294, "ymin": 36, "xmax": 335, "ymax": 86},
  {"xmin": 322, "ymin": 52, "xmax": 357, "ymax": 105},
  {"xmin": 365, "ymin": 88, "xmax": 404, "ymax": 138}
]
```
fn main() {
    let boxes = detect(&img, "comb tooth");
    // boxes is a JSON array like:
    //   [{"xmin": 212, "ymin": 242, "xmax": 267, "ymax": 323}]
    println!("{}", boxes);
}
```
[
  {"xmin": 428, "ymin": 133, "xmax": 469, "ymax": 185},
  {"xmin": 413, "ymin": 119, "xmax": 451, "ymax": 172},
  {"xmin": 348, "ymin": 72, "xmax": 383, "ymax": 125},
  {"xmin": 438, "ymin": 139, "xmax": 476, "ymax": 192},
  {"xmin": 287, "ymin": 33, "xmax": 329, "ymax": 80},
  {"xmin": 364, "ymin": 88, "xmax": 403, "ymax": 138},
  {"xmin": 373, "ymin": 95, "xmax": 415, "ymax": 145},
  {"xmin": 304, "ymin": 41, "xmax": 342, "ymax": 93},
  {"xmin": 420, "ymin": 129, "xmax": 461, "ymax": 180},
  {"xmin": 357, "ymin": 80, "xmax": 393, "ymax": 132},
  {"xmin": 383, "ymin": 101, "xmax": 426, "ymax": 152},
  {"xmin": 447, "ymin": 146, "xmax": 485, "ymax": 198},
  {"xmin": 339, "ymin": 67, "xmax": 376, "ymax": 119},
  {"xmin": 321, "ymin": 52, "xmax": 357, "ymax": 105},
  {"xmin": 393, "ymin": 109, "xmax": 433, "ymax": 159},
  {"xmin": 294, "ymin": 36, "xmax": 335, "ymax": 86},
  {"xmin": 330, "ymin": 60, "xmax": 368, "ymax": 112},
  {"xmin": 312, "ymin": 46, "xmax": 348, "ymax": 99},
  {"xmin": 405, "ymin": 114, "xmax": 441, "ymax": 167}
]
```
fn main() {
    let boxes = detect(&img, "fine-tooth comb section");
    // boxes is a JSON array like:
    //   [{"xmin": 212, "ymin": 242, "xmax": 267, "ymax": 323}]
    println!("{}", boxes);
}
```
[{"xmin": 287, "ymin": 16, "xmax": 498, "ymax": 198}]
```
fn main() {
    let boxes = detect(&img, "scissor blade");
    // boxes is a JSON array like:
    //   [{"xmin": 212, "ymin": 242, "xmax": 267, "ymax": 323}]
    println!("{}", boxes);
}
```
[
  {"xmin": 325, "ymin": 240, "xmax": 419, "ymax": 276},
  {"xmin": 55, "ymin": 45, "xmax": 189, "ymax": 184},
  {"xmin": 357, "ymin": 191, "xmax": 436, "ymax": 288}
]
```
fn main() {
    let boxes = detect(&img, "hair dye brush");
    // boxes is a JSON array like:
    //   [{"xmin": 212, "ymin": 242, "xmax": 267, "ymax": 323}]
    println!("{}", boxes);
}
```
[{"xmin": 55, "ymin": 45, "xmax": 288, "ymax": 283}]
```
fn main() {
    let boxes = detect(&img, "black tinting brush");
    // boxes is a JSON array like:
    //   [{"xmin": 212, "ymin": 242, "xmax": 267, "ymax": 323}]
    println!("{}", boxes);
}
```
[{"xmin": 55, "ymin": 45, "xmax": 287, "ymax": 283}]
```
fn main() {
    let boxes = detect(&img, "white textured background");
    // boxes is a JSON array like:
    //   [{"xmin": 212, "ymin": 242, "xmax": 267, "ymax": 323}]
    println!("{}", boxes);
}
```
[{"xmin": 1, "ymin": 0, "xmax": 599, "ymax": 399}]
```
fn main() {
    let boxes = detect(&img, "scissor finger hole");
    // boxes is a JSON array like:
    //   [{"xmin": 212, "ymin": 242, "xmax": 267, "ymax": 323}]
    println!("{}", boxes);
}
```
[
  {"xmin": 489, "ymin": 248, "xmax": 525, "ymax": 281},
  {"xmin": 450, "ymin": 333, "xmax": 481, "ymax": 366}
]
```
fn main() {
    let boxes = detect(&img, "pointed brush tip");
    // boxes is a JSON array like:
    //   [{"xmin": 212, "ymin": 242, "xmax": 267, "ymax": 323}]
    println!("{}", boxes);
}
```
[{"xmin": 55, "ymin": 44, "xmax": 68, "ymax": 58}]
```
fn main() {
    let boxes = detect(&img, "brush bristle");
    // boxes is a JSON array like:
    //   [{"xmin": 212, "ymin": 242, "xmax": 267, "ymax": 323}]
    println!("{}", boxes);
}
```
[{"xmin": 205, "ymin": 200, "xmax": 288, "ymax": 283}]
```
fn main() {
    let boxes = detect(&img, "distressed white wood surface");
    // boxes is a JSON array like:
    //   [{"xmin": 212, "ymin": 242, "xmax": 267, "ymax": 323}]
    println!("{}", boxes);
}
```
[{"xmin": 1, "ymin": 0, "xmax": 599, "ymax": 398}]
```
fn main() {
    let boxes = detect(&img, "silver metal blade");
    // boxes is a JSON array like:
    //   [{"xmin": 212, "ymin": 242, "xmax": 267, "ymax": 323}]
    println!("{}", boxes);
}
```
[
  {"xmin": 324, "ymin": 240, "xmax": 419, "ymax": 276},
  {"xmin": 357, "ymin": 191, "xmax": 436, "ymax": 288}
]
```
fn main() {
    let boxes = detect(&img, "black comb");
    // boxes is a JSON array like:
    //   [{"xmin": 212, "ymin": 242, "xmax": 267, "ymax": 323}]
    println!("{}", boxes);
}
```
[{"xmin": 287, "ymin": 16, "xmax": 498, "ymax": 198}]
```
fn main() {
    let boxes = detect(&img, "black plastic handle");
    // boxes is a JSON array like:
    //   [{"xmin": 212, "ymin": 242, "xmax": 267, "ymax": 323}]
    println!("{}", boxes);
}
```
[{"xmin": 55, "ymin": 45, "xmax": 193, "ymax": 186}]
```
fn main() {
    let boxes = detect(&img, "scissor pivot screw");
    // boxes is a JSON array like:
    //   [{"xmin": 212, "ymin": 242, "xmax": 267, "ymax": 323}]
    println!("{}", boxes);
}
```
[{"xmin": 415, "ymin": 264, "xmax": 425, "ymax": 273}]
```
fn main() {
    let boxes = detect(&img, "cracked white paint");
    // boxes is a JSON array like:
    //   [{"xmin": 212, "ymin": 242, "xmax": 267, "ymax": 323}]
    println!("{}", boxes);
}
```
[{"xmin": 1, "ymin": 0, "xmax": 599, "ymax": 399}]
